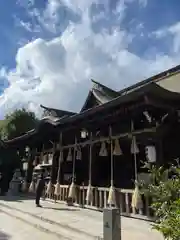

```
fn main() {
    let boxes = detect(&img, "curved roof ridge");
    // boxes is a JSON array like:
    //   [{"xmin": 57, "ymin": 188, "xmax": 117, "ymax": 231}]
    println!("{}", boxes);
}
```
[
  {"xmin": 91, "ymin": 79, "xmax": 119, "ymax": 96},
  {"xmin": 40, "ymin": 104, "xmax": 76, "ymax": 117},
  {"xmin": 80, "ymin": 79, "xmax": 120, "ymax": 112},
  {"xmin": 118, "ymin": 64, "xmax": 180, "ymax": 95}
]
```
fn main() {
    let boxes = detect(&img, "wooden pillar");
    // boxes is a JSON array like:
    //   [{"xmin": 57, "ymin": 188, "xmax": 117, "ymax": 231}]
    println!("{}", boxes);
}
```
[
  {"xmin": 46, "ymin": 142, "xmax": 57, "ymax": 195},
  {"xmin": 157, "ymin": 139, "xmax": 163, "ymax": 166},
  {"xmin": 92, "ymin": 143, "xmax": 102, "ymax": 186},
  {"xmin": 58, "ymin": 135, "xmax": 64, "ymax": 184},
  {"xmin": 50, "ymin": 143, "xmax": 57, "ymax": 184},
  {"xmin": 54, "ymin": 133, "xmax": 63, "ymax": 199},
  {"xmin": 26, "ymin": 148, "xmax": 35, "ymax": 185},
  {"xmin": 85, "ymin": 132, "xmax": 94, "ymax": 202},
  {"xmin": 56, "ymin": 133, "xmax": 63, "ymax": 184}
]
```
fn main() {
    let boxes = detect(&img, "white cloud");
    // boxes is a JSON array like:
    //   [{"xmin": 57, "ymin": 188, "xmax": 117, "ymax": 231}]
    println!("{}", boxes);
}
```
[
  {"xmin": 151, "ymin": 21, "xmax": 180, "ymax": 54},
  {"xmin": 138, "ymin": 0, "xmax": 147, "ymax": 7},
  {"xmin": 0, "ymin": 67, "xmax": 7, "ymax": 79},
  {"xmin": 0, "ymin": 0, "xmax": 180, "ymax": 117},
  {"xmin": 14, "ymin": 16, "xmax": 41, "ymax": 33}
]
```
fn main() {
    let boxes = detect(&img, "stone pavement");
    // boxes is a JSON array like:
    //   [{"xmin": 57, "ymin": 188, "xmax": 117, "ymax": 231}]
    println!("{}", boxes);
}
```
[
  {"xmin": 0, "ymin": 211, "xmax": 62, "ymax": 240},
  {"xmin": 0, "ymin": 196, "xmax": 163, "ymax": 240}
]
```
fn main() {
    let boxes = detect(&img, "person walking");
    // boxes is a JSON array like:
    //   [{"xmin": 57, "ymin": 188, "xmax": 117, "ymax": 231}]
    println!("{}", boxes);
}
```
[{"xmin": 35, "ymin": 171, "xmax": 45, "ymax": 207}]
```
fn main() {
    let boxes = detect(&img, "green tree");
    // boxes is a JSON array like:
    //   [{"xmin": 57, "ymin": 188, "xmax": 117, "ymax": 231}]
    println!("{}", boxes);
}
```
[
  {"xmin": 0, "ymin": 108, "xmax": 38, "ymax": 194},
  {"xmin": 0, "ymin": 144, "xmax": 21, "ymax": 195},
  {"xmin": 0, "ymin": 108, "xmax": 38, "ymax": 140},
  {"xmin": 141, "ymin": 162, "xmax": 180, "ymax": 240}
]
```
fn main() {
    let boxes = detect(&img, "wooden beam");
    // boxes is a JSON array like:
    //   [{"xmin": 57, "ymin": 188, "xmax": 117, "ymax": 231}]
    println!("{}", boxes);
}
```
[
  {"xmin": 61, "ymin": 126, "xmax": 158, "ymax": 150},
  {"xmin": 144, "ymin": 95, "xmax": 178, "ymax": 110},
  {"xmin": 62, "ymin": 101, "xmax": 145, "ymax": 133}
]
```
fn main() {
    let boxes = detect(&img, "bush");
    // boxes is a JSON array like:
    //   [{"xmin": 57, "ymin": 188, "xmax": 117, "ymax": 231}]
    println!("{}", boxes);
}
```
[{"xmin": 140, "ymin": 162, "xmax": 180, "ymax": 240}]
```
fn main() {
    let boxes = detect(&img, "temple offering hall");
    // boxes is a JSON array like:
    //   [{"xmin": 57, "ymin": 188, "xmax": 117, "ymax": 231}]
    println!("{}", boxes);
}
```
[{"xmin": 5, "ymin": 64, "xmax": 180, "ymax": 219}]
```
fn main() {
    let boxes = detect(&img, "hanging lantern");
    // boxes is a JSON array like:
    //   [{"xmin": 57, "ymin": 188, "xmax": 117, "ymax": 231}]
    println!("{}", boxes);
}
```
[
  {"xmin": 66, "ymin": 148, "xmax": 72, "ymax": 161},
  {"xmin": 99, "ymin": 142, "xmax": 108, "ymax": 156},
  {"xmin": 107, "ymin": 185, "xmax": 116, "ymax": 206},
  {"xmin": 68, "ymin": 181, "xmax": 76, "ymax": 199},
  {"xmin": 38, "ymin": 154, "xmax": 41, "ymax": 165},
  {"xmin": 86, "ymin": 184, "xmax": 93, "ymax": 202},
  {"xmin": 44, "ymin": 153, "xmax": 49, "ymax": 164},
  {"xmin": 131, "ymin": 136, "xmax": 139, "ymax": 154},
  {"xmin": 131, "ymin": 181, "xmax": 143, "ymax": 213},
  {"xmin": 46, "ymin": 181, "xmax": 54, "ymax": 195},
  {"xmin": 22, "ymin": 181, "xmax": 28, "ymax": 192},
  {"xmin": 33, "ymin": 157, "xmax": 37, "ymax": 166},
  {"xmin": 56, "ymin": 143, "xmax": 60, "ymax": 150},
  {"xmin": 81, "ymin": 129, "xmax": 88, "ymax": 139},
  {"xmin": 23, "ymin": 162, "xmax": 28, "ymax": 171},
  {"xmin": 25, "ymin": 146, "xmax": 30, "ymax": 154},
  {"xmin": 145, "ymin": 145, "xmax": 156, "ymax": 163},
  {"xmin": 113, "ymin": 139, "xmax": 122, "ymax": 156},
  {"xmin": 54, "ymin": 182, "xmax": 61, "ymax": 196},
  {"xmin": 48, "ymin": 153, "xmax": 53, "ymax": 164},
  {"xmin": 29, "ymin": 180, "xmax": 36, "ymax": 193},
  {"xmin": 76, "ymin": 147, "xmax": 82, "ymax": 160},
  {"xmin": 39, "ymin": 145, "xmax": 44, "ymax": 164}
]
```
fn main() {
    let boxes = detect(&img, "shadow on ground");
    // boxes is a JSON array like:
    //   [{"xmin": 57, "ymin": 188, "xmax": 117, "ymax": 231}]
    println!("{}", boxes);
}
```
[
  {"xmin": 0, "ymin": 194, "xmax": 35, "ymax": 202},
  {"xmin": 43, "ymin": 206, "xmax": 79, "ymax": 211},
  {"xmin": 0, "ymin": 230, "xmax": 11, "ymax": 240}
]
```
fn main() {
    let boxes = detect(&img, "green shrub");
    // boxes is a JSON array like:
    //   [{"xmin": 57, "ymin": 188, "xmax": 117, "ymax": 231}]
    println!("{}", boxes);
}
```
[{"xmin": 140, "ymin": 162, "xmax": 180, "ymax": 240}]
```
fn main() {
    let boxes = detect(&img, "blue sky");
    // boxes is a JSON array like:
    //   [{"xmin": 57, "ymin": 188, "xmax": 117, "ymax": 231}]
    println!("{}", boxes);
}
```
[{"xmin": 0, "ymin": 0, "xmax": 180, "ymax": 118}]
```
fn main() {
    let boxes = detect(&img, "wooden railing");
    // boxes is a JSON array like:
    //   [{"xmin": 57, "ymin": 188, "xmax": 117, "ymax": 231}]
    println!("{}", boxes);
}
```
[{"xmin": 45, "ymin": 184, "xmax": 152, "ymax": 220}]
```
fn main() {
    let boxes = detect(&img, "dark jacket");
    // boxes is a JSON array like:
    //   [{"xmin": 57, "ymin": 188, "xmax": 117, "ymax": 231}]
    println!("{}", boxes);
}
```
[{"xmin": 36, "ymin": 178, "xmax": 45, "ymax": 195}]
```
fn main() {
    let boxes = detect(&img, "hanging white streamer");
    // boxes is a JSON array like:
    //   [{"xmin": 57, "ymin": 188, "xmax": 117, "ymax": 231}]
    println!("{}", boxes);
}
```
[
  {"xmin": 66, "ymin": 148, "xmax": 72, "ymax": 161},
  {"xmin": 113, "ymin": 139, "xmax": 122, "ymax": 156},
  {"xmin": 131, "ymin": 136, "xmax": 139, "ymax": 154},
  {"xmin": 99, "ymin": 142, "xmax": 108, "ymax": 156}
]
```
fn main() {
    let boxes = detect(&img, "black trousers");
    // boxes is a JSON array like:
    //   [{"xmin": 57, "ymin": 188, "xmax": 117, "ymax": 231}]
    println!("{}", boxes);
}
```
[{"xmin": 35, "ymin": 192, "xmax": 41, "ymax": 205}]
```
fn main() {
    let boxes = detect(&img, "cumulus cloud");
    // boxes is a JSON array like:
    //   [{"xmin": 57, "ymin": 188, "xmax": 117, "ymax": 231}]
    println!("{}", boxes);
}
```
[
  {"xmin": 153, "ymin": 22, "xmax": 180, "ymax": 54},
  {"xmin": 0, "ymin": 0, "xmax": 180, "ymax": 117}
]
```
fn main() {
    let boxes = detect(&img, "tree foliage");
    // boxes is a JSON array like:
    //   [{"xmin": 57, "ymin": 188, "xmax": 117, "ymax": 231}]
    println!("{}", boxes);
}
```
[
  {"xmin": 0, "ymin": 108, "xmax": 38, "ymax": 140},
  {"xmin": 0, "ymin": 108, "xmax": 38, "ymax": 194},
  {"xmin": 140, "ymin": 162, "xmax": 180, "ymax": 240}
]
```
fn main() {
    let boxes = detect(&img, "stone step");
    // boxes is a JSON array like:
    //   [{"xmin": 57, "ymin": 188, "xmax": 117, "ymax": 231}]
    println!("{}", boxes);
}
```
[{"xmin": 0, "ymin": 202, "xmax": 100, "ymax": 240}]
